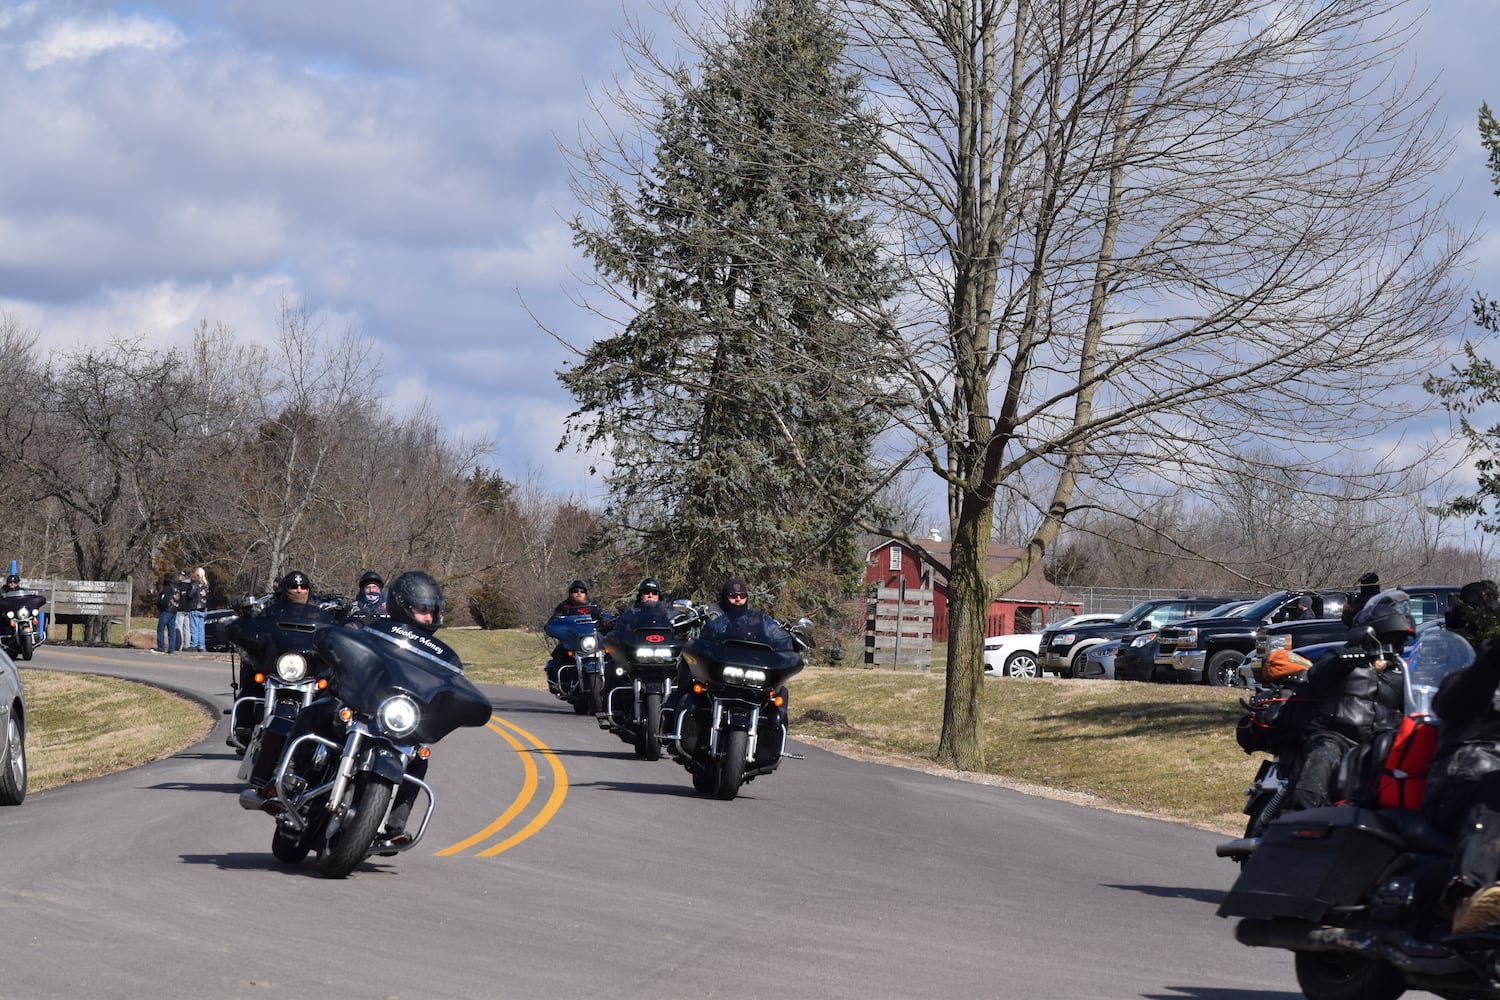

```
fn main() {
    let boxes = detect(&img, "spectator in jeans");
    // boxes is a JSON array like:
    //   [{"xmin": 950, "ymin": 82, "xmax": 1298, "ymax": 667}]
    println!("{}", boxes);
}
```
[
  {"xmin": 186, "ymin": 567, "xmax": 209, "ymax": 651},
  {"xmin": 154, "ymin": 573, "xmax": 181, "ymax": 653},
  {"xmin": 174, "ymin": 570, "xmax": 192, "ymax": 652}
]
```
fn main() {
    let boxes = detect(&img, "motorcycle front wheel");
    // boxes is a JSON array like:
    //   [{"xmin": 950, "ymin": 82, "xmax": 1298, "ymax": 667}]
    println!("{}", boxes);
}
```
[
  {"xmin": 636, "ymin": 692, "xmax": 663, "ymax": 761},
  {"xmin": 1293, "ymin": 951, "xmax": 1405, "ymax": 1000},
  {"xmin": 315, "ymin": 773, "xmax": 393, "ymax": 879},
  {"xmin": 586, "ymin": 673, "xmax": 604, "ymax": 716},
  {"xmin": 16, "ymin": 628, "xmax": 32, "ymax": 661},
  {"xmin": 714, "ymin": 729, "xmax": 748, "ymax": 801}
]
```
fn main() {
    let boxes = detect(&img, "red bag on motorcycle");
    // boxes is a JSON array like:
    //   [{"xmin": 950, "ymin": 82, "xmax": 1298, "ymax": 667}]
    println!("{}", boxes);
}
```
[{"xmin": 1376, "ymin": 714, "xmax": 1440, "ymax": 810}]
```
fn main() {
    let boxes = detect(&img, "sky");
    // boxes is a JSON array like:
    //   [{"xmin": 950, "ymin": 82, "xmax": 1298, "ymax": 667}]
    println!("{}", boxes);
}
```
[{"xmin": 0, "ymin": 1, "xmax": 1495, "ymax": 506}]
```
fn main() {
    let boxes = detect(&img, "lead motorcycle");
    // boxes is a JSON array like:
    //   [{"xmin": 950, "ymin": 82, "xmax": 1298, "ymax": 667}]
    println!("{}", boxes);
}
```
[
  {"xmin": 664, "ymin": 609, "xmax": 810, "ymax": 800},
  {"xmin": 600, "ymin": 599, "xmax": 695, "ymax": 759},
  {"xmin": 1217, "ymin": 626, "xmax": 1485, "ymax": 1000},
  {"xmin": 238, "ymin": 622, "xmax": 493, "ymax": 877},
  {"xmin": 544, "ymin": 612, "xmax": 611, "ymax": 716}
]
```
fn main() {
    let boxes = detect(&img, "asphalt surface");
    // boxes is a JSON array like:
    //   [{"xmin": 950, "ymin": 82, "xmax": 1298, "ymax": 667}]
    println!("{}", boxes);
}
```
[{"xmin": 0, "ymin": 643, "xmax": 1317, "ymax": 1000}]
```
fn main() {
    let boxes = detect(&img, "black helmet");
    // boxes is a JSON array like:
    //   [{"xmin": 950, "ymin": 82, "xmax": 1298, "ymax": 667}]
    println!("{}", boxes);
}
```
[
  {"xmin": 568, "ymin": 579, "xmax": 589, "ymax": 596},
  {"xmin": 1352, "ymin": 589, "xmax": 1415, "ymax": 647},
  {"xmin": 358, "ymin": 570, "xmax": 384, "ymax": 589},
  {"xmin": 387, "ymin": 571, "xmax": 444, "ymax": 631},
  {"xmin": 637, "ymin": 577, "xmax": 662, "ymax": 600},
  {"xmin": 5, "ymin": 574, "xmax": 18, "ymax": 586},
  {"xmin": 279, "ymin": 570, "xmax": 310, "ymax": 593}
]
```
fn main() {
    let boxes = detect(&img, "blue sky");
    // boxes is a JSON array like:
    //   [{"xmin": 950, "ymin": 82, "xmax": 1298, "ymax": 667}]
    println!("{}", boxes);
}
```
[{"xmin": 0, "ymin": 1, "xmax": 1493, "ymax": 503}]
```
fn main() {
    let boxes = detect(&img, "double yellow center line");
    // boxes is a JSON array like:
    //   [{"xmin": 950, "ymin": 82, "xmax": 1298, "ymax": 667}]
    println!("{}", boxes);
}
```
[{"xmin": 434, "ymin": 714, "xmax": 567, "ymax": 857}]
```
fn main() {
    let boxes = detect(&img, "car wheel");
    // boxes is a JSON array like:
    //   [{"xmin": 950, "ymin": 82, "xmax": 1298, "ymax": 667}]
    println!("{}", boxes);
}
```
[
  {"xmin": 0, "ymin": 710, "xmax": 26, "ymax": 805},
  {"xmin": 1067, "ymin": 648, "xmax": 1092, "ymax": 679},
  {"xmin": 1206, "ymin": 651, "xmax": 1243, "ymax": 687},
  {"xmin": 1004, "ymin": 651, "xmax": 1041, "ymax": 679}
]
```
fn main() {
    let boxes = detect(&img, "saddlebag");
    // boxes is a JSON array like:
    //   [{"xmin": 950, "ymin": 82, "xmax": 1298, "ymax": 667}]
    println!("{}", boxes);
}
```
[{"xmin": 1218, "ymin": 805, "xmax": 1403, "ymax": 922}]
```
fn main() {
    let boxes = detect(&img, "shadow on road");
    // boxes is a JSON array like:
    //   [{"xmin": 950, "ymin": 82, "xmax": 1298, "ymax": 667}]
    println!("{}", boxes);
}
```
[
  {"xmin": 1143, "ymin": 990, "xmax": 1300, "ymax": 999},
  {"xmin": 179, "ymin": 852, "xmax": 397, "ymax": 878},
  {"xmin": 1103, "ymin": 883, "xmax": 1226, "ymax": 905}
]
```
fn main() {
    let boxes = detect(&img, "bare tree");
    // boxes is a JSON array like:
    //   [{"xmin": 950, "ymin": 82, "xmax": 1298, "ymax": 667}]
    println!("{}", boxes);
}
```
[{"xmin": 836, "ymin": 0, "xmax": 1468, "ymax": 766}]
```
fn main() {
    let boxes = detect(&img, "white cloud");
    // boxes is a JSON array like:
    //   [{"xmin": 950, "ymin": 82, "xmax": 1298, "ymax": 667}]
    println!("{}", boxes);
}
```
[{"xmin": 23, "ymin": 12, "xmax": 184, "ymax": 69}]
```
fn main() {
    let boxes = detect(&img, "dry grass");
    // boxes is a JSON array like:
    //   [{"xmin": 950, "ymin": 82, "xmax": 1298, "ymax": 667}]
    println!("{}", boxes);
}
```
[
  {"xmin": 32, "ymin": 628, "xmax": 1257, "ymax": 835},
  {"xmin": 22, "ymin": 670, "xmax": 215, "ymax": 791}
]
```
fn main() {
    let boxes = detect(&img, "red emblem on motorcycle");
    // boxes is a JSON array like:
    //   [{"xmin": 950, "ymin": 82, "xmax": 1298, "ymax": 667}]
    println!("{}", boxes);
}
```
[{"xmin": 646, "ymin": 633, "xmax": 665, "ymax": 642}]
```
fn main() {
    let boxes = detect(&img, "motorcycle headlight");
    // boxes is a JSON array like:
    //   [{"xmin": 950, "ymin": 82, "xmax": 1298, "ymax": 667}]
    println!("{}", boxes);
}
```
[
  {"xmin": 16, "ymin": 607, "xmax": 29, "ymax": 621},
  {"xmin": 580, "ymin": 635, "xmax": 598, "ymax": 653},
  {"xmin": 275, "ymin": 652, "xmax": 308, "ymax": 683},
  {"xmin": 721, "ymin": 666, "xmax": 768, "ymax": 685},
  {"xmin": 379, "ymin": 695, "xmax": 420, "ymax": 739},
  {"xmin": 636, "ymin": 646, "xmax": 674, "ymax": 661}
]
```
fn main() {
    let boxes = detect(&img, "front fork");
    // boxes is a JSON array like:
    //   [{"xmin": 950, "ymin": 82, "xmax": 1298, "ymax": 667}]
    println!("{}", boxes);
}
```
[{"xmin": 273, "ymin": 721, "xmax": 433, "ymax": 846}]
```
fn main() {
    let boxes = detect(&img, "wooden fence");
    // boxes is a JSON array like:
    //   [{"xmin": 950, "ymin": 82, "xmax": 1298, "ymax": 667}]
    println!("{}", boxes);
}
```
[{"xmin": 863, "ymin": 581, "xmax": 934, "ymax": 669}]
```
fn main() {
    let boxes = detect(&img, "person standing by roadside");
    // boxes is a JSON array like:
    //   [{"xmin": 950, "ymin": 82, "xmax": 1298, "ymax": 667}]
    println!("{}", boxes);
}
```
[
  {"xmin": 174, "ymin": 570, "xmax": 192, "ymax": 652},
  {"xmin": 154, "ymin": 573, "xmax": 181, "ymax": 653},
  {"xmin": 186, "ymin": 567, "xmax": 209, "ymax": 651}
]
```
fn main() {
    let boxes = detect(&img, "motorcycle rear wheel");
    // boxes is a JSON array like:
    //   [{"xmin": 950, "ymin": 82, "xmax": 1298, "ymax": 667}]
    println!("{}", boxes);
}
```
[
  {"xmin": 1293, "ymin": 950, "xmax": 1405, "ymax": 1000},
  {"xmin": 714, "ymin": 729, "xmax": 748, "ymax": 801},
  {"xmin": 315, "ymin": 773, "xmax": 393, "ymax": 879},
  {"xmin": 636, "ymin": 692, "xmax": 663, "ymax": 761}
]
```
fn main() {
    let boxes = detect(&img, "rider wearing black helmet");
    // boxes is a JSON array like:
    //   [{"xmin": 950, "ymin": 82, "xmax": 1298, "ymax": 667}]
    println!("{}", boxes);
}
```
[
  {"xmin": 345, "ymin": 570, "xmax": 386, "ymax": 621},
  {"xmin": 635, "ymin": 577, "xmax": 663, "ymax": 605}
]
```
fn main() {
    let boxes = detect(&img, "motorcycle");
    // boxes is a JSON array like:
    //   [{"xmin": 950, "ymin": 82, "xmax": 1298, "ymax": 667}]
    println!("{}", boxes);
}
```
[
  {"xmin": 1217, "ymin": 626, "xmax": 1482, "ymax": 1000},
  {"xmin": 665, "ymin": 610, "xmax": 811, "ymax": 800},
  {"xmin": 0, "ymin": 592, "xmax": 46, "ymax": 661},
  {"xmin": 238, "ymin": 624, "xmax": 492, "ymax": 877},
  {"xmin": 544, "ymin": 612, "xmax": 611, "ymax": 716},
  {"xmin": 599, "ymin": 599, "xmax": 695, "ymax": 759},
  {"xmin": 224, "ymin": 600, "xmax": 338, "ymax": 755}
]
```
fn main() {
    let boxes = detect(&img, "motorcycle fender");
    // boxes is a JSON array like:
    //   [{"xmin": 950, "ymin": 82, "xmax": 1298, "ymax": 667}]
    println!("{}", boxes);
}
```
[{"xmin": 361, "ymin": 744, "xmax": 408, "ymax": 785}]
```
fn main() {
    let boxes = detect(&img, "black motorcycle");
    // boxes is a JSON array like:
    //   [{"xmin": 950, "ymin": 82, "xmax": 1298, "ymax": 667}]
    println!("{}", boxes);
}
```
[
  {"xmin": 0, "ymin": 592, "xmax": 46, "ymax": 661},
  {"xmin": 238, "ymin": 624, "xmax": 492, "ymax": 877},
  {"xmin": 600, "ymin": 600, "xmax": 694, "ymax": 759},
  {"xmin": 545, "ymin": 612, "xmax": 610, "ymax": 715},
  {"xmin": 225, "ymin": 600, "xmax": 338, "ymax": 754},
  {"xmin": 665, "ymin": 611, "xmax": 810, "ymax": 800},
  {"xmin": 1217, "ymin": 627, "xmax": 1480, "ymax": 1000}
]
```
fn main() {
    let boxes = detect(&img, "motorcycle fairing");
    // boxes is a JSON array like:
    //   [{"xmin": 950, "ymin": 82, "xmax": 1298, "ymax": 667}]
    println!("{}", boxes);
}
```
[{"xmin": 315, "ymin": 627, "xmax": 492, "ymax": 743}]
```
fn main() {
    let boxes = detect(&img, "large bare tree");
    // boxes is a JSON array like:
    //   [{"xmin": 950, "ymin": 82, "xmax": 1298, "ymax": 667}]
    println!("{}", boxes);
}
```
[{"xmin": 836, "ymin": 0, "xmax": 1467, "ymax": 766}]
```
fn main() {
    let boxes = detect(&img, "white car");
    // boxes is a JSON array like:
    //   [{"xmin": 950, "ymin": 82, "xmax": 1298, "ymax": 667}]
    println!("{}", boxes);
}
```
[
  {"xmin": 983, "ymin": 615, "xmax": 1116, "ymax": 679},
  {"xmin": 983, "ymin": 632, "xmax": 1044, "ymax": 677}
]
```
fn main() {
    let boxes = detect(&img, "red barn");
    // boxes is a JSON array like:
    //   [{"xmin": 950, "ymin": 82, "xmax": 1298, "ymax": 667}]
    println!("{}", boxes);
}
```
[{"xmin": 864, "ymin": 536, "xmax": 1079, "ymax": 641}]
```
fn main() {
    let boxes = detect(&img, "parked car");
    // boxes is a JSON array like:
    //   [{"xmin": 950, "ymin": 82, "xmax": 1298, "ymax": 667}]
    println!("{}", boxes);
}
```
[
  {"xmin": 1112, "ymin": 601, "xmax": 1253, "ymax": 682},
  {"xmin": 1076, "ymin": 639, "xmax": 1122, "ymax": 680},
  {"xmin": 983, "ymin": 632, "xmax": 1045, "ymax": 678},
  {"xmin": 1, "ymin": 646, "xmax": 26, "ymax": 804},
  {"xmin": 1037, "ymin": 597, "xmax": 1233, "ymax": 678}
]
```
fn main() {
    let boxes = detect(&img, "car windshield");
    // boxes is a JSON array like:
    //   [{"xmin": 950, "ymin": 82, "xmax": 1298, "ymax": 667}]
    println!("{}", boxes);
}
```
[
  {"xmin": 1114, "ymin": 601, "xmax": 1165, "ymax": 625},
  {"xmin": 1237, "ymin": 591, "xmax": 1294, "ymax": 621},
  {"xmin": 1207, "ymin": 601, "xmax": 1249, "ymax": 617}
]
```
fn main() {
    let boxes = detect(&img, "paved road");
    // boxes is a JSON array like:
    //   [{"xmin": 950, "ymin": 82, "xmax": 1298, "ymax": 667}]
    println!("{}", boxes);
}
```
[{"xmin": 0, "ymin": 644, "xmax": 1310, "ymax": 1000}]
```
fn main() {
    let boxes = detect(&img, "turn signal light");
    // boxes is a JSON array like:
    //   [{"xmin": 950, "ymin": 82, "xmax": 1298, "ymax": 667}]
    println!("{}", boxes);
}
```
[
  {"xmin": 769, "ymin": 692, "xmax": 785, "ymax": 708},
  {"xmin": 316, "ymin": 678, "xmax": 328, "ymax": 691},
  {"xmin": 417, "ymin": 746, "xmax": 431, "ymax": 760},
  {"xmin": 692, "ymin": 682, "xmax": 706, "ymax": 695},
  {"xmin": 338, "ymin": 707, "xmax": 353, "ymax": 723},
  {"xmin": 253, "ymin": 673, "xmax": 266, "ymax": 684}
]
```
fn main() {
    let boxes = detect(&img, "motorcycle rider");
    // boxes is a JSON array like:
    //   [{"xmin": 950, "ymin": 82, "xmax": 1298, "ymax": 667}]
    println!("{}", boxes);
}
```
[
  {"xmin": 1283, "ymin": 590, "xmax": 1411, "ymax": 812},
  {"xmin": 546, "ymin": 579, "xmax": 605, "ymax": 690},
  {"xmin": 229, "ymin": 570, "xmax": 338, "ymax": 737},
  {"xmin": 633, "ymin": 577, "xmax": 663, "ymax": 606},
  {"xmin": 1417, "ymin": 581, "xmax": 1500, "ymax": 932},
  {"xmin": 345, "ymin": 570, "xmax": 386, "ymax": 622},
  {"xmin": 1340, "ymin": 570, "xmax": 1383, "ymax": 626},
  {"xmin": 664, "ymin": 578, "xmax": 795, "ymax": 724}
]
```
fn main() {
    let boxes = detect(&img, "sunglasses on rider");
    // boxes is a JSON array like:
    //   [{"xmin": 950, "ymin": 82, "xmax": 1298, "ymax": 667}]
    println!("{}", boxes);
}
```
[
  {"xmin": 570, "ymin": 588, "xmax": 587, "ymax": 594},
  {"xmin": 289, "ymin": 584, "xmax": 308, "ymax": 591},
  {"xmin": 727, "ymin": 593, "xmax": 747, "ymax": 602},
  {"xmin": 410, "ymin": 602, "xmax": 436, "ymax": 614}
]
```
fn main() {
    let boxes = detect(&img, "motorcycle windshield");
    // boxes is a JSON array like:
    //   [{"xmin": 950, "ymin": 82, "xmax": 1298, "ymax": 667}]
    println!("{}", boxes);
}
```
[
  {"xmin": 685, "ymin": 614, "xmax": 804, "ymax": 688},
  {"xmin": 0, "ymin": 593, "xmax": 46, "ymax": 614},
  {"xmin": 225, "ymin": 604, "xmax": 336, "ymax": 659},
  {"xmin": 1405, "ymin": 626, "xmax": 1475, "ymax": 718},
  {"xmin": 613, "ymin": 603, "xmax": 677, "ymax": 631},
  {"xmin": 315, "ymin": 627, "xmax": 493, "ymax": 743},
  {"xmin": 604, "ymin": 603, "xmax": 682, "ymax": 666},
  {"xmin": 545, "ymin": 614, "xmax": 599, "ymax": 647}
]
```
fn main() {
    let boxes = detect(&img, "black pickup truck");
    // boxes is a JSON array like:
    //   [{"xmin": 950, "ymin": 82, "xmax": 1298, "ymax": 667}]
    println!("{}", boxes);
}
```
[
  {"xmin": 1153, "ymin": 589, "xmax": 1350, "ymax": 686},
  {"xmin": 1247, "ymin": 585, "xmax": 1460, "ymax": 675}
]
